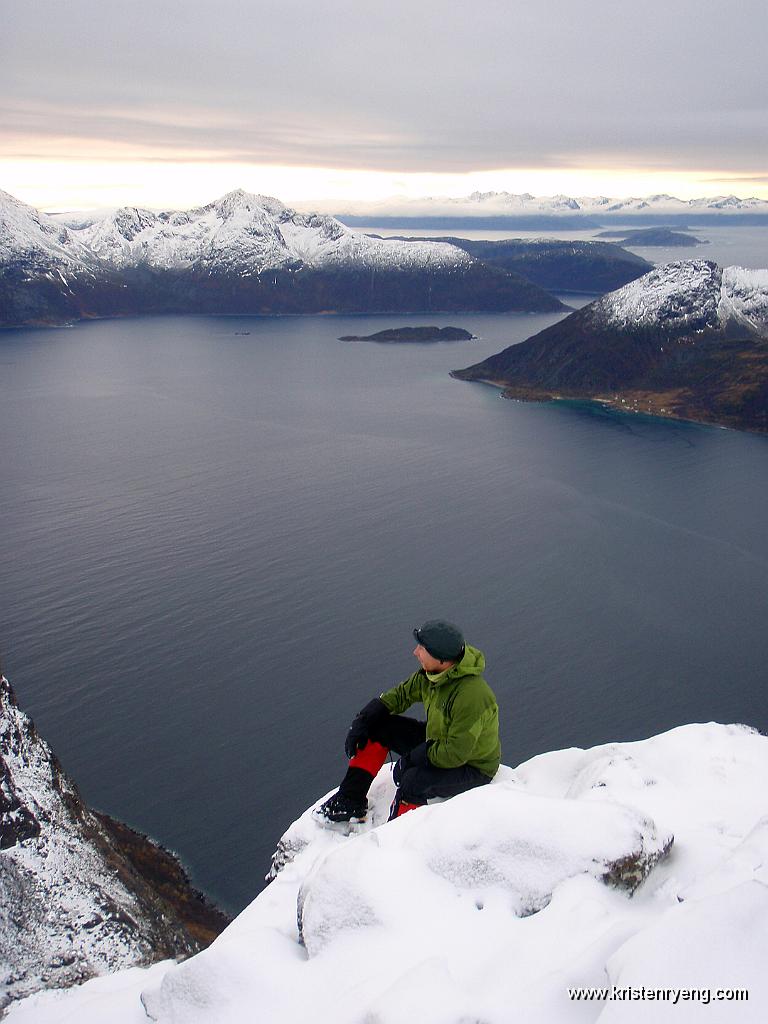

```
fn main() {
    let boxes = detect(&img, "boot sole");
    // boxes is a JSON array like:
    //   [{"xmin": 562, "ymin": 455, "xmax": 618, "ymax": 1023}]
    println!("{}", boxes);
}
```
[{"xmin": 311, "ymin": 807, "xmax": 367, "ymax": 833}]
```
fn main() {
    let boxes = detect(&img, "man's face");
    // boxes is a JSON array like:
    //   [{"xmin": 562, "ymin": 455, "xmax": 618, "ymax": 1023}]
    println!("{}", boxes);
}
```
[{"xmin": 413, "ymin": 643, "xmax": 453, "ymax": 674}]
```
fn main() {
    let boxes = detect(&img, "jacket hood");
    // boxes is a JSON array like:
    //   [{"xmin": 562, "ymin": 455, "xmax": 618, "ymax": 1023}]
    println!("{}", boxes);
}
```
[{"xmin": 427, "ymin": 643, "xmax": 485, "ymax": 684}]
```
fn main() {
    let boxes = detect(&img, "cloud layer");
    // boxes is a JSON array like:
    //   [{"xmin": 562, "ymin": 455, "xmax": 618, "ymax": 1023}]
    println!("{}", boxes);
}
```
[{"xmin": 3, "ymin": 0, "xmax": 767, "ymax": 175}]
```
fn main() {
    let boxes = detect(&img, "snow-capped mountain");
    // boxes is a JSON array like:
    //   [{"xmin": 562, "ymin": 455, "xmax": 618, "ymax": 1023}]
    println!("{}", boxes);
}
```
[
  {"xmin": 0, "ymin": 676, "xmax": 228, "ymax": 1009},
  {"xmin": 461, "ymin": 191, "xmax": 768, "ymax": 217},
  {"xmin": 69, "ymin": 190, "xmax": 474, "ymax": 274},
  {"xmin": 1, "ymin": 188, "xmax": 470, "ymax": 276},
  {"xmin": 333, "ymin": 191, "xmax": 768, "ymax": 221},
  {"xmin": 0, "ymin": 189, "xmax": 94, "ymax": 271},
  {"xmin": 0, "ymin": 189, "xmax": 563, "ymax": 325},
  {"xmin": 595, "ymin": 260, "xmax": 768, "ymax": 336},
  {"xmin": 454, "ymin": 259, "xmax": 768, "ymax": 433},
  {"xmin": 9, "ymin": 723, "xmax": 768, "ymax": 1024}
]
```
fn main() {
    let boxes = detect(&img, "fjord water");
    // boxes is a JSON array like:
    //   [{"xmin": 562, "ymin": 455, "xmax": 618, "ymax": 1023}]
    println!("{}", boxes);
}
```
[{"xmin": 2, "ymin": 310, "xmax": 767, "ymax": 913}]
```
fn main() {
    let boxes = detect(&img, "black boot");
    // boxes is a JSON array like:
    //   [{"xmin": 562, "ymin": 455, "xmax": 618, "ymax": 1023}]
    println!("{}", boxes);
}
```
[
  {"xmin": 315, "ymin": 789, "xmax": 368, "ymax": 824},
  {"xmin": 314, "ymin": 766, "xmax": 371, "ymax": 825}
]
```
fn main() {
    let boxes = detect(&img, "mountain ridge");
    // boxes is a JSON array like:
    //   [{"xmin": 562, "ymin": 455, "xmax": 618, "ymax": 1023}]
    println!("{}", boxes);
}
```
[
  {"xmin": 334, "ymin": 190, "xmax": 768, "ymax": 223},
  {"xmin": 0, "ymin": 189, "xmax": 563, "ymax": 327}
]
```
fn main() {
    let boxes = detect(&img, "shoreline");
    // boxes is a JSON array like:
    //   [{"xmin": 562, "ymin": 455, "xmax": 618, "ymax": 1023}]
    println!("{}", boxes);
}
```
[{"xmin": 454, "ymin": 376, "xmax": 766, "ymax": 436}]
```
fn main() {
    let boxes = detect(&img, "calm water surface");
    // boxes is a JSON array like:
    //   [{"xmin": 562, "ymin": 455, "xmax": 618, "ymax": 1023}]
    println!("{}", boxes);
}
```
[{"xmin": 2, "ymin": 309, "xmax": 767, "ymax": 913}]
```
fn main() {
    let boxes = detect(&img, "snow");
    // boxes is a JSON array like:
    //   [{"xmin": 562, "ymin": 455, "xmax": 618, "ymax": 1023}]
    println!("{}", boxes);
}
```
[
  {"xmin": 594, "ymin": 260, "xmax": 722, "ymax": 332},
  {"xmin": 592, "ymin": 260, "xmax": 768, "ymax": 337},
  {"xmin": 0, "ymin": 189, "xmax": 95, "ymax": 269},
  {"xmin": 331, "ymin": 191, "xmax": 768, "ymax": 219},
  {"xmin": 600, "ymin": 882, "xmax": 768, "ymax": 1023},
  {"xmin": 4, "ymin": 962, "xmax": 175, "ymax": 1024},
  {"xmin": 719, "ymin": 266, "xmax": 768, "ymax": 335},
  {"xmin": 9, "ymin": 721, "xmax": 768, "ymax": 1024},
  {"xmin": 0, "ymin": 678, "xmax": 197, "ymax": 1006},
  {"xmin": 4, "ymin": 191, "xmax": 767, "ymax": 325},
  {"xmin": 0, "ymin": 188, "xmax": 470, "ymax": 276}
]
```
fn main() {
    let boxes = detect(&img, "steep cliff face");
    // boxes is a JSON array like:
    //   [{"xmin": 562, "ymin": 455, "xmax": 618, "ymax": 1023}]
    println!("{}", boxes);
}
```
[{"xmin": 0, "ymin": 676, "xmax": 229, "ymax": 1010}]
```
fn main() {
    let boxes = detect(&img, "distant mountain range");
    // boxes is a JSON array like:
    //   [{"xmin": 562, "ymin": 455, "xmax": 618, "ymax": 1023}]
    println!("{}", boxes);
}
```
[
  {"xmin": 0, "ymin": 189, "xmax": 564, "ymax": 327},
  {"xmin": 453, "ymin": 260, "xmax": 768, "ymax": 433},
  {"xmin": 336, "ymin": 191, "xmax": 768, "ymax": 228}
]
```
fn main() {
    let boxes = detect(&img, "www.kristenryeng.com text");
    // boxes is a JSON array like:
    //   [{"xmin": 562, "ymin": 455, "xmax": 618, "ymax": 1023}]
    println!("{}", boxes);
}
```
[{"xmin": 568, "ymin": 986, "xmax": 749, "ymax": 1005}]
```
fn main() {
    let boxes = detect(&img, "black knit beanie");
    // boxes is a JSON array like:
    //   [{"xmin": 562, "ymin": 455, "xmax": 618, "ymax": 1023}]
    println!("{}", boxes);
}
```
[{"xmin": 413, "ymin": 620, "xmax": 465, "ymax": 661}]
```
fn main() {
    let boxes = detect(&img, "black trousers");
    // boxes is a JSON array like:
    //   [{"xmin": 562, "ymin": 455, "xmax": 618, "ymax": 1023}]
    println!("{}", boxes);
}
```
[{"xmin": 358, "ymin": 714, "xmax": 492, "ymax": 806}]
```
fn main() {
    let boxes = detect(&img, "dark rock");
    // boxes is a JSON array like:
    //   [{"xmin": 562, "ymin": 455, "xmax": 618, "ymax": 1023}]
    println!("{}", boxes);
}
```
[
  {"xmin": 603, "ymin": 834, "xmax": 675, "ymax": 892},
  {"xmin": 0, "ymin": 760, "xmax": 41, "ymax": 848}
]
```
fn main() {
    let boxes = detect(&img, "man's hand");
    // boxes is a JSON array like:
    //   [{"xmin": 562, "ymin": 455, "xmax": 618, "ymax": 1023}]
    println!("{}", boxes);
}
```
[{"xmin": 344, "ymin": 697, "xmax": 388, "ymax": 759}]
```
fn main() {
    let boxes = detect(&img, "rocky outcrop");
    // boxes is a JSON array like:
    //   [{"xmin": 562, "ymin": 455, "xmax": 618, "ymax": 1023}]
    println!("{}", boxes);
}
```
[{"xmin": 0, "ymin": 676, "xmax": 229, "ymax": 1009}]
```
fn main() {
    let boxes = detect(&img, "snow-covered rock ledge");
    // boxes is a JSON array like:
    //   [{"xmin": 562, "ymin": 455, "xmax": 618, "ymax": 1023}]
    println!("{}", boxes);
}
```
[{"xmin": 9, "ymin": 722, "xmax": 768, "ymax": 1024}]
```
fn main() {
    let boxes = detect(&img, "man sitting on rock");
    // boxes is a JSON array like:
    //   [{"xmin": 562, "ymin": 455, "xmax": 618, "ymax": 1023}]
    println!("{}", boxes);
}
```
[{"xmin": 315, "ymin": 620, "xmax": 501, "ymax": 824}]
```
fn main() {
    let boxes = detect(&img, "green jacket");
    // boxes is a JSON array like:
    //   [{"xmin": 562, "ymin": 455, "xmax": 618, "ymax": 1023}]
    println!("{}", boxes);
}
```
[{"xmin": 379, "ymin": 644, "xmax": 501, "ymax": 778}]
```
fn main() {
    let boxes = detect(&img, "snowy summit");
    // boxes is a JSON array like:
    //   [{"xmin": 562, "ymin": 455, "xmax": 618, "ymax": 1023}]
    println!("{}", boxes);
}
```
[
  {"xmin": 594, "ymin": 260, "xmax": 768, "ymax": 337},
  {"xmin": 9, "ymin": 721, "xmax": 768, "ymax": 1024},
  {"xmin": 1, "ymin": 188, "xmax": 470, "ymax": 276},
  {"xmin": 66, "ymin": 190, "xmax": 474, "ymax": 275}
]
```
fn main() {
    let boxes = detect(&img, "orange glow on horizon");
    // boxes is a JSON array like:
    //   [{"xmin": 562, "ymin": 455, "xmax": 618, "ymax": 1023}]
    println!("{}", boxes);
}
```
[{"xmin": 3, "ymin": 157, "xmax": 767, "ymax": 213}]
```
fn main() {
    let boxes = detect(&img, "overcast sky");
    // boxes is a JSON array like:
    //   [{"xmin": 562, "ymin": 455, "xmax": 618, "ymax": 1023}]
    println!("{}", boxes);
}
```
[{"xmin": 3, "ymin": 0, "xmax": 767, "ymax": 209}]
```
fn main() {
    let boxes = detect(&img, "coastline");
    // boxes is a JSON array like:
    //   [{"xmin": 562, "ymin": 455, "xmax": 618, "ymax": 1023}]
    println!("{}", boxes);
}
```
[{"xmin": 453, "ymin": 375, "xmax": 767, "ymax": 435}]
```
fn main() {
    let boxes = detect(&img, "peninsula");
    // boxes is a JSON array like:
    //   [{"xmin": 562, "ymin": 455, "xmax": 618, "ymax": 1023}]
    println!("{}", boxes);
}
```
[{"xmin": 452, "ymin": 261, "xmax": 768, "ymax": 434}]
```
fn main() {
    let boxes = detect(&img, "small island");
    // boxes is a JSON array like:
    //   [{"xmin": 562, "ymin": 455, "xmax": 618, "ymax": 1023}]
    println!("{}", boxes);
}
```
[
  {"xmin": 339, "ymin": 325, "xmax": 475, "ymax": 343},
  {"xmin": 593, "ymin": 227, "xmax": 707, "ymax": 247}
]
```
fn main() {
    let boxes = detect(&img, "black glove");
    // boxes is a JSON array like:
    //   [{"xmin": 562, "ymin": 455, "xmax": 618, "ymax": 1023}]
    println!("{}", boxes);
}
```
[
  {"xmin": 344, "ymin": 697, "xmax": 389, "ymax": 759},
  {"xmin": 393, "ymin": 741, "xmax": 430, "ymax": 785}
]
